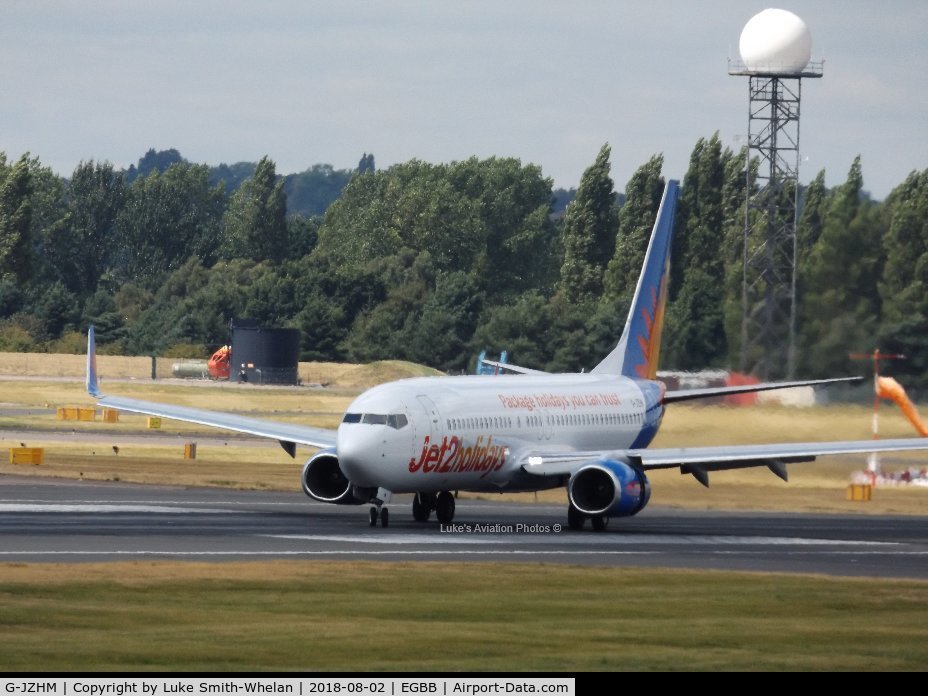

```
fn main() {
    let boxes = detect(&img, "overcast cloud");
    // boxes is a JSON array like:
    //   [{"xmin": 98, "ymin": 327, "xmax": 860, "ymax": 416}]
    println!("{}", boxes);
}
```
[{"xmin": 1, "ymin": 1, "xmax": 925, "ymax": 199}]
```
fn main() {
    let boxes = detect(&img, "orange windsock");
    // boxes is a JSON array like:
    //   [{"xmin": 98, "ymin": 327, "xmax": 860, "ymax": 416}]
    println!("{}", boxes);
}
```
[{"xmin": 876, "ymin": 376, "xmax": 928, "ymax": 436}]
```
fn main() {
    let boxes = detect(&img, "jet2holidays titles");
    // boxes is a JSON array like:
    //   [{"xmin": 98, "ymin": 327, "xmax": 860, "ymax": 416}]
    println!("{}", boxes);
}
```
[{"xmin": 407, "ymin": 391, "xmax": 625, "ymax": 476}]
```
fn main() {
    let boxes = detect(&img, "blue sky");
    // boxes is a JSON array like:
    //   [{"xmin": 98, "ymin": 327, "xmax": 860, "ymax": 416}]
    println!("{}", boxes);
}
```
[{"xmin": 1, "ymin": 1, "xmax": 925, "ymax": 199}]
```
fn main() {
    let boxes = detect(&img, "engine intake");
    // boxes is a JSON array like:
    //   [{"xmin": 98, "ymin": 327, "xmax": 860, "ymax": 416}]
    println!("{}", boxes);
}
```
[
  {"xmin": 568, "ymin": 459, "xmax": 651, "ymax": 518},
  {"xmin": 301, "ymin": 449, "xmax": 373, "ymax": 505}
]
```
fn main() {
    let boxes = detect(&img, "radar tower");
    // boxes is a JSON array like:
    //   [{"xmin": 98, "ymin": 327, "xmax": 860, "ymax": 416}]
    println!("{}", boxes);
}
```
[{"xmin": 729, "ymin": 9, "xmax": 823, "ymax": 379}]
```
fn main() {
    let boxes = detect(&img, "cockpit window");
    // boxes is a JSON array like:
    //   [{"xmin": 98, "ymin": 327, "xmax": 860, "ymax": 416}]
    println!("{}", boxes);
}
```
[
  {"xmin": 387, "ymin": 414, "xmax": 408, "ymax": 429},
  {"xmin": 344, "ymin": 412, "xmax": 408, "ymax": 429}
]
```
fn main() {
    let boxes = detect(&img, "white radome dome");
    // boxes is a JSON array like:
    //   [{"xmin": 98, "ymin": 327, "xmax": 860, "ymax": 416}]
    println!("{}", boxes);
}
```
[{"xmin": 739, "ymin": 8, "xmax": 812, "ymax": 74}]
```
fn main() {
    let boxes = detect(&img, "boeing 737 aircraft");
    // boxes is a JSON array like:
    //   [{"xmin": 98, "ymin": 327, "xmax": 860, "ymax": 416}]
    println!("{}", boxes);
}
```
[{"xmin": 86, "ymin": 179, "xmax": 928, "ymax": 530}]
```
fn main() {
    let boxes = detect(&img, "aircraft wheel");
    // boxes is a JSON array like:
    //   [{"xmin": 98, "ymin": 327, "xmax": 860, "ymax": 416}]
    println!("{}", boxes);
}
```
[
  {"xmin": 380, "ymin": 507, "xmax": 390, "ymax": 528},
  {"xmin": 436, "ymin": 491, "xmax": 456, "ymax": 524},
  {"xmin": 368, "ymin": 507, "xmax": 379, "ymax": 527},
  {"xmin": 591, "ymin": 515, "xmax": 609, "ymax": 532},
  {"xmin": 567, "ymin": 504, "xmax": 586, "ymax": 531},
  {"xmin": 412, "ymin": 494, "xmax": 431, "ymax": 522}
]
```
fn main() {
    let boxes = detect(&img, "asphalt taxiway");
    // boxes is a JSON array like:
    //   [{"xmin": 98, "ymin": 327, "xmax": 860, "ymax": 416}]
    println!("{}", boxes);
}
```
[{"xmin": 1, "ymin": 474, "xmax": 926, "ymax": 578}]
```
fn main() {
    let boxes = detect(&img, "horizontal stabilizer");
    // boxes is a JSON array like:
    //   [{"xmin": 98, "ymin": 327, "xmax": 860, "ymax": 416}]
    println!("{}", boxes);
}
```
[{"xmin": 478, "ymin": 359, "xmax": 547, "ymax": 375}]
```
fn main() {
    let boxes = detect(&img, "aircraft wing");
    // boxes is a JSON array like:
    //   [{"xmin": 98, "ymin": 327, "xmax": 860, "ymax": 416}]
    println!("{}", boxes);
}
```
[
  {"xmin": 662, "ymin": 376, "xmax": 861, "ymax": 404},
  {"xmin": 86, "ymin": 326, "xmax": 336, "ymax": 455},
  {"xmin": 520, "ymin": 438, "xmax": 928, "ymax": 486},
  {"xmin": 93, "ymin": 394, "xmax": 337, "ymax": 453}
]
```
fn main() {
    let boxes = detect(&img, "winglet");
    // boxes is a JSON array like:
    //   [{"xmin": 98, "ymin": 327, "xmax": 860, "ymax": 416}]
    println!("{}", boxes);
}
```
[
  {"xmin": 593, "ymin": 179, "xmax": 680, "ymax": 378},
  {"xmin": 86, "ymin": 325, "xmax": 100, "ymax": 398}
]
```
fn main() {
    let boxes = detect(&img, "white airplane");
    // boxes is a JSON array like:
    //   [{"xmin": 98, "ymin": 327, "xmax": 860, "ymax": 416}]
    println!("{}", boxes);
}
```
[{"xmin": 86, "ymin": 179, "xmax": 928, "ymax": 530}]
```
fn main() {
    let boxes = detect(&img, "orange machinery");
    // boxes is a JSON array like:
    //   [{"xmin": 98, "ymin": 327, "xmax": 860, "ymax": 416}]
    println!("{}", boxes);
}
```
[{"xmin": 207, "ymin": 346, "xmax": 231, "ymax": 380}]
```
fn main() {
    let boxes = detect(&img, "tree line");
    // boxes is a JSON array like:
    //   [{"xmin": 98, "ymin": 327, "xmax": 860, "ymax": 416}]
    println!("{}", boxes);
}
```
[{"xmin": 0, "ymin": 140, "xmax": 926, "ymax": 389}]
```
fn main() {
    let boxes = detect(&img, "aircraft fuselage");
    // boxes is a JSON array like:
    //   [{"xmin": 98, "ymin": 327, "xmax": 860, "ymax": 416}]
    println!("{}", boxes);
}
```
[{"xmin": 336, "ymin": 373, "xmax": 665, "ymax": 494}]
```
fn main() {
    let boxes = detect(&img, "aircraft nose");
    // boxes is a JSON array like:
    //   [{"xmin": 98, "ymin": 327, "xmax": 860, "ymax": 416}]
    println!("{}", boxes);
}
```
[
  {"xmin": 336, "ymin": 418, "xmax": 413, "ymax": 487},
  {"xmin": 337, "ymin": 424, "xmax": 376, "ymax": 470}
]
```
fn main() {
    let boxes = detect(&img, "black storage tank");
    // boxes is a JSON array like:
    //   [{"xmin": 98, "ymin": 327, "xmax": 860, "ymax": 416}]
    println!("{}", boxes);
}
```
[{"xmin": 231, "ymin": 322, "xmax": 300, "ymax": 385}]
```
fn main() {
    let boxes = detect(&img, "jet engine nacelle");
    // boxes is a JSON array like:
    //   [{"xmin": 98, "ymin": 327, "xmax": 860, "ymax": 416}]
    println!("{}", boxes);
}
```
[
  {"xmin": 568, "ymin": 459, "xmax": 651, "ymax": 518},
  {"xmin": 301, "ymin": 449, "xmax": 375, "ymax": 505}
]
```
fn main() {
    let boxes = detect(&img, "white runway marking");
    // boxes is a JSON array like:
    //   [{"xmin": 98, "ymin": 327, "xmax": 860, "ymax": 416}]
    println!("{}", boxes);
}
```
[
  {"xmin": 0, "ymin": 503, "xmax": 229, "ymax": 514},
  {"xmin": 0, "ymin": 550, "xmax": 655, "ymax": 557},
  {"xmin": 0, "ymin": 549, "xmax": 923, "ymax": 558},
  {"xmin": 0, "ymin": 498, "xmax": 282, "ymax": 507},
  {"xmin": 266, "ymin": 533, "xmax": 899, "ymax": 547}
]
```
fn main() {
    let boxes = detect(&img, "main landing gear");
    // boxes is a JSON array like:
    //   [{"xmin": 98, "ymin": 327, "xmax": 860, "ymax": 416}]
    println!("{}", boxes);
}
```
[
  {"xmin": 436, "ymin": 491, "xmax": 455, "ymax": 524},
  {"xmin": 411, "ymin": 491, "xmax": 456, "ymax": 524},
  {"xmin": 567, "ymin": 503, "xmax": 609, "ymax": 532},
  {"xmin": 412, "ymin": 492, "xmax": 435, "ymax": 522}
]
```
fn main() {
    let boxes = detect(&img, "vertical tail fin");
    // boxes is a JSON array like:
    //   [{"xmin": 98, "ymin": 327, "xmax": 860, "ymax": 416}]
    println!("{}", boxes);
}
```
[{"xmin": 592, "ymin": 179, "xmax": 680, "ymax": 378}]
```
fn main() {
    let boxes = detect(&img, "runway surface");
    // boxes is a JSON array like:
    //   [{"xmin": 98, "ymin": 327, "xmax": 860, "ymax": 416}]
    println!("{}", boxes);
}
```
[{"xmin": 1, "ymin": 474, "xmax": 926, "ymax": 578}]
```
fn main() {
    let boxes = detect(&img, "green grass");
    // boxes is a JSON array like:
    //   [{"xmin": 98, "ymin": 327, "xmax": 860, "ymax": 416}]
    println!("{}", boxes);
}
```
[{"xmin": 0, "ymin": 562, "xmax": 925, "ymax": 671}]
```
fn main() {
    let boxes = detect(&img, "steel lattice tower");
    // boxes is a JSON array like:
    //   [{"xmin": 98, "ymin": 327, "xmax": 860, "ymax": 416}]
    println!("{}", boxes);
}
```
[{"xmin": 728, "ymin": 60, "xmax": 822, "ymax": 378}]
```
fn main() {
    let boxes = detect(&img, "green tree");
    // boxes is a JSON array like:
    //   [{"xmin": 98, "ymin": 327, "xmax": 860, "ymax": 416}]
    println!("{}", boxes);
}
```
[
  {"xmin": 720, "ymin": 146, "xmax": 750, "ymax": 368},
  {"xmin": 880, "ymin": 170, "xmax": 928, "ymax": 326},
  {"xmin": 797, "ymin": 170, "xmax": 828, "ymax": 255},
  {"xmin": 344, "ymin": 251, "xmax": 436, "ymax": 363},
  {"xmin": 116, "ymin": 163, "xmax": 225, "ymax": 285},
  {"xmin": 125, "ymin": 258, "xmax": 256, "ymax": 354},
  {"xmin": 405, "ymin": 271, "xmax": 483, "ymax": 371},
  {"xmin": 0, "ymin": 321, "xmax": 38, "ymax": 351},
  {"xmin": 469, "ymin": 292, "xmax": 553, "ymax": 370},
  {"xmin": 294, "ymin": 289, "xmax": 347, "ymax": 361},
  {"xmin": 545, "ymin": 295, "xmax": 598, "ymax": 372},
  {"xmin": 209, "ymin": 161, "xmax": 256, "ymax": 194},
  {"xmin": 125, "ymin": 148, "xmax": 185, "ymax": 183},
  {"xmin": 286, "ymin": 215, "xmax": 319, "ymax": 259},
  {"xmin": 29, "ymin": 281, "xmax": 80, "ymax": 341},
  {"xmin": 877, "ymin": 169, "xmax": 928, "ymax": 388},
  {"xmin": 357, "ymin": 153, "xmax": 375, "ymax": 175},
  {"xmin": 47, "ymin": 160, "xmax": 126, "ymax": 295},
  {"xmin": 602, "ymin": 154, "xmax": 664, "ymax": 304},
  {"xmin": 316, "ymin": 157, "xmax": 554, "ymax": 303},
  {"xmin": 283, "ymin": 164, "xmax": 352, "ymax": 217},
  {"xmin": 241, "ymin": 264, "xmax": 296, "ymax": 327},
  {"xmin": 290, "ymin": 251, "xmax": 384, "ymax": 361},
  {"xmin": 797, "ymin": 156, "xmax": 885, "ymax": 376},
  {"xmin": 447, "ymin": 157, "xmax": 557, "ymax": 301},
  {"xmin": 556, "ymin": 144, "xmax": 617, "ymax": 303},
  {"xmin": 222, "ymin": 156, "xmax": 288, "ymax": 263},
  {"xmin": 0, "ymin": 278, "xmax": 23, "ymax": 318},
  {"xmin": 23, "ymin": 155, "xmax": 69, "ymax": 290},
  {"xmin": 81, "ymin": 289, "xmax": 126, "ymax": 347},
  {"xmin": 0, "ymin": 154, "xmax": 34, "ymax": 284},
  {"xmin": 664, "ymin": 135, "xmax": 727, "ymax": 369}
]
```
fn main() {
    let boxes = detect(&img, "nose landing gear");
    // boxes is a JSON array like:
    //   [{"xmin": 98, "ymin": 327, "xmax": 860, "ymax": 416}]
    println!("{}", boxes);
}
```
[
  {"xmin": 368, "ymin": 506, "xmax": 390, "ymax": 527},
  {"xmin": 368, "ymin": 488, "xmax": 392, "ymax": 528}
]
